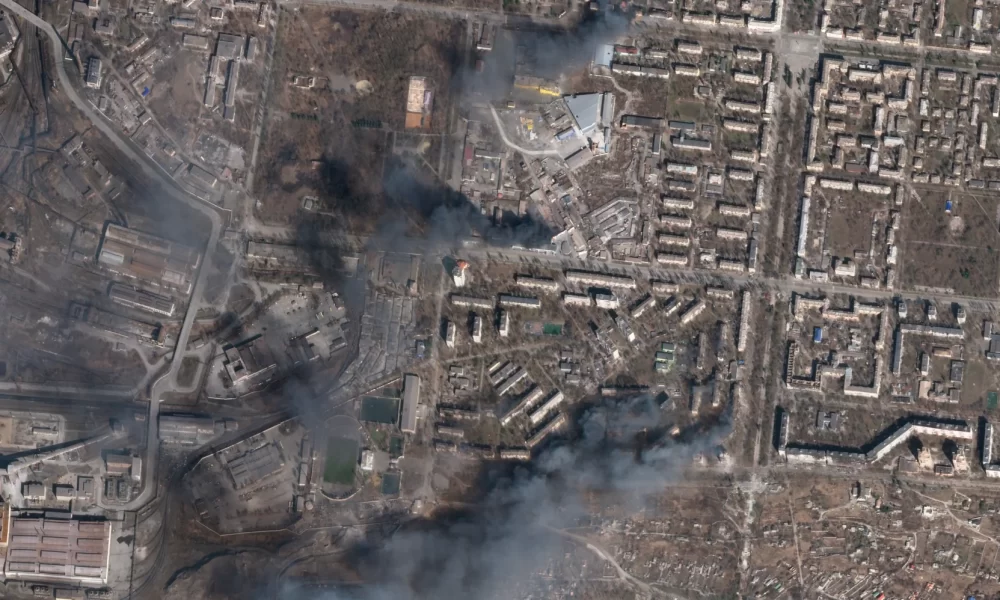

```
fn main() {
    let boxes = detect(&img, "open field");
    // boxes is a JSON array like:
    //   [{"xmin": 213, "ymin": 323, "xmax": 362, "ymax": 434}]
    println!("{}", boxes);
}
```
[
  {"xmin": 901, "ymin": 190, "xmax": 1000, "ymax": 295},
  {"xmin": 324, "ymin": 435, "xmax": 359, "ymax": 485},
  {"xmin": 254, "ymin": 7, "xmax": 464, "ymax": 225}
]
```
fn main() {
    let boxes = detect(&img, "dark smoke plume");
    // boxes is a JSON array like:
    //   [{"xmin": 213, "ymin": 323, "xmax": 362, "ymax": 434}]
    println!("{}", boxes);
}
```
[
  {"xmin": 378, "ymin": 160, "xmax": 557, "ymax": 252},
  {"xmin": 462, "ymin": 9, "xmax": 631, "ymax": 104},
  {"xmin": 277, "ymin": 395, "xmax": 730, "ymax": 599}
]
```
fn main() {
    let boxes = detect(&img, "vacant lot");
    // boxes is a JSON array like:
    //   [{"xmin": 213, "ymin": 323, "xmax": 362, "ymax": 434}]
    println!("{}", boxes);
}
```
[
  {"xmin": 822, "ymin": 190, "xmax": 877, "ymax": 258},
  {"xmin": 900, "ymin": 190, "xmax": 1000, "ymax": 295},
  {"xmin": 255, "ymin": 8, "xmax": 464, "ymax": 224}
]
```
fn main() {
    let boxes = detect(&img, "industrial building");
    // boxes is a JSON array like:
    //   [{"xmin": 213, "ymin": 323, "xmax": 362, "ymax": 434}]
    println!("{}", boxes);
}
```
[
  {"xmin": 245, "ymin": 241, "xmax": 310, "ymax": 268},
  {"xmin": 104, "ymin": 451, "xmax": 132, "ymax": 475},
  {"xmin": 97, "ymin": 224, "xmax": 201, "ymax": 295},
  {"xmin": 215, "ymin": 33, "xmax": 244, "ymax": 59},
  {"xmin": 68, "ymin": 303, "xmax": 163, "ymax": 345},
  {"xmin": 224, "ymin": 60, "xmax": 240, "ymax": 111},
  {"xmin": 225, "ymin": 442, "xmax": 284, "ymax": 489},
  {"xmin": 159, "ymin": 414, "xmax": 220, "ymax": 446},
  {"xmin": 22, "ymin": 482, "xmax": 45, "ymax": 500},
  {"xmin": 476, "ymin": 23, "xmax": 495, "ymax": 51},
  {"xmin": 620, "ymin": 115, "xmax": 663, "ymax": 130},
  {"xmin": 4, "ymin": 515, "xmax": 112, "ymax": 585},
  {"xmin": 401, "ymin": 374, "xmax": 420, "ymax": 434},
  {"xmin": 182, "ymin": 34, "xmax": 211, "ymax": 51},
  {"xmin": 108, "ymin": 283, "xmax": 175, "ymax": 317},
  {"xmin": 564, "ymin": 92, "xmax": 615, "ymax": 153},
  {"xmin": 223, "ymin": 338, "xmax": 277, "ymax": 385},
  {"xmin": 85, "ymin": 57, "xmax": 102, "ymax": 88}
]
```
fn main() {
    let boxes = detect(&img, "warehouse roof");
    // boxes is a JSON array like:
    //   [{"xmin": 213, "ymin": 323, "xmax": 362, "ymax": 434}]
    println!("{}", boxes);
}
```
[
  {"xmin": 5, "ymin": 516, "xmax": 111, "ymax": 584},
  {"xmin": 401, "ymin": 374, "xmax": 420, "ymax": 434}
]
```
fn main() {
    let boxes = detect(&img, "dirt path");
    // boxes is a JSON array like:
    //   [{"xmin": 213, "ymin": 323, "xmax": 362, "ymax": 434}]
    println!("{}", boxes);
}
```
[{"xmin": 489, "ymin": 106, "xmax": 560, "ymax": 157}]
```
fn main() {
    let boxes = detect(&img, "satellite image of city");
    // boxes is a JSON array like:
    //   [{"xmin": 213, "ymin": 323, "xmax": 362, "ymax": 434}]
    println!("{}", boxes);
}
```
[{"xmin": 2, "ymin": 0, "xmax": 1000, "ymax": 597}]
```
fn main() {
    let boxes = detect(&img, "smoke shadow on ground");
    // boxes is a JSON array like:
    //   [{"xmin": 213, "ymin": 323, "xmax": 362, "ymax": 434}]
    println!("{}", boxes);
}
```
[
  {"xmin": 376, "ymin": 158, "xmax": 558, "ymax": 252},
  {"xmin": 458, "ymin": 9, "xmax": 631, "ymax": 105},
  {"xmin": 316, "ymin": 157, "xmax": 384, "ymax": 220},
  {"xmin": 290, "ymin": 157, "xmax": 558, "ymax": 293},
  {"xmin": 275, "ymin": 394, "xmax": 731, "ymax": 600},
  {"xmin": 294, "ymin": 216, "xmax": 348, "ymax": 290}
]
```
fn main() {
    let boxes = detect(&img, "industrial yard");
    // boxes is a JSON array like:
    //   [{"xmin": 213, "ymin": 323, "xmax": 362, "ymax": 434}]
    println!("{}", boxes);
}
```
[{"xmin": 2, "ymin": 0, "xmax": 1000, "ymax": 597}]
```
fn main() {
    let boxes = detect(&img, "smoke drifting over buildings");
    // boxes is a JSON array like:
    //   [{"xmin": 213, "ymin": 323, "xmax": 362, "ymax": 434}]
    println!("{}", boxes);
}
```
[
  {"xmin": 380, "ymin": 163, "xmax": 557, "ymax": 250},
  {"xmin": 297, "ymin": 11, "xmax": 634, "ymax": 259},
  {"xmin": 465, "ymin": 11, "xmax": 630, "ymax": 104},
  {"xmin": 256, "ymin": 14, "xmax": 703, "ymax": 600},
  {"xmin": 279, "ymin": 396, "xmax": 728, "ymax": 600}
]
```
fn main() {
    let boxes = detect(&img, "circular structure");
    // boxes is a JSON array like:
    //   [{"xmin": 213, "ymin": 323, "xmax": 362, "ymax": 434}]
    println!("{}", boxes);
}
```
[
  {"xmin": 319, "ymin": 415, "xmax": 363, "ymax": 499},
  {"xmin": 354, "ymin": 80, "xmax": 374, "ymax": 95}
]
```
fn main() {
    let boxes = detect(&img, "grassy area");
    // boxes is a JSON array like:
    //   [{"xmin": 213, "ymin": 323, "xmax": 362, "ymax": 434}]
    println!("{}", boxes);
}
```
[
  {"xmin": 389, "ymin": 435, "xmax": 404, "ymax": 458},
  {"xmin": 946, "ymin": 0, "xmax": 969, "ymax": 29},
  {"xmin": 360, "ymin": 396, "xmax": 400, "ymax": 424},
  {"xmin": 323, "ymin": 436, "xmax": 359, "ymax": 484},
  {"xmin": 667, "ymin": 99, "xmax": 713, "ymax": 122},
  {"xmin": 381, "ymin": 472, "xmax": 401, "ymax": 495}
]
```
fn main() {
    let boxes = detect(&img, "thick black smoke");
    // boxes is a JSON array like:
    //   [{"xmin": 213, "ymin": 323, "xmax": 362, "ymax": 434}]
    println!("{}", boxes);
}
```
[
  {"xmin": 463, "ymin": 9, "xmax": 631, "ymax": 104},
  {"xmin": 277, "ymin": 395, "xmax": 730, "ymax": 599},
  {"xmin": 377, "ymin": 161, "xmax": 557, "ymax": 252}
]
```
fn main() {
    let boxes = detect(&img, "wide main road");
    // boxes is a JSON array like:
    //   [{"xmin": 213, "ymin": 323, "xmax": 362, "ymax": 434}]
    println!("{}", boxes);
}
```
[
  {"xmin": 463, "ymin": 245, "xmax": 1000, "ymax": 311},
  {"xmin": 240, "ymin": 217, "xmax": 1000, "ymax": 310},
  {"xmin": 0, "ymin": 0, "xmax": 225, "ymax": 511},
  {"xmin": 283, "ymin": 0, "xmax": 573, "ymax": 29}
]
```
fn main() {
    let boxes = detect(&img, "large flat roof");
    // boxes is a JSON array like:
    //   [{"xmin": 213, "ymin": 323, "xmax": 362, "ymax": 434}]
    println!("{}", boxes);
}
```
[
  {"xmin": 97, "ymin": 224, "xmax": 201, "ymax": 295},
  {"xmin": 401, "ymin": 374, "xmax": 420, "ymax": 434},
  {"xmin": 5, "ymin": 516, "xmax": 111, "ymax": 585},
  {"xmin": 566, "ymin": 93, "xmax": 603, "ymax": 134},
  {"xmin": 226, "ymin": 443, "xmax": 283, "ymax": 489}
]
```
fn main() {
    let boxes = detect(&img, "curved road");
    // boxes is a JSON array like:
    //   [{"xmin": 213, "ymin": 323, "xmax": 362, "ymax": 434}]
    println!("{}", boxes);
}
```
[
  {"xmin": 0, "ymin": 0, "xmax": 224, "ymax": 511},
  {"xmin": 489, "ymin": 106, "xmax": 561, "ymax": 157}
]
